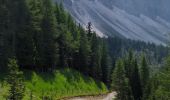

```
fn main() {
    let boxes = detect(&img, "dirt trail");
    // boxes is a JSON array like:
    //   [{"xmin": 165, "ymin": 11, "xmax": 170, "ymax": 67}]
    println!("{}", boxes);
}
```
[{"xmin": 63, "ymin": 92, "xmax": 116, "ymax": 100}]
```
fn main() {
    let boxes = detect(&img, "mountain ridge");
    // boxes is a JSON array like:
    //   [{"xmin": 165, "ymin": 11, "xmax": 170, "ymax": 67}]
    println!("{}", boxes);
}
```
[{"xmin": 55, "ymin": 0, "xmax": 170, "ymax": 45}]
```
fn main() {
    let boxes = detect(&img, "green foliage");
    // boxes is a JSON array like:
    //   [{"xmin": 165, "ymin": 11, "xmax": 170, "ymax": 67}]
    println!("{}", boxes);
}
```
[
  {"xmin": 27, "ymin": 0, "xmax": 44, "ymax": 68},
  {"xmin": 27, "ymin": 69, "xmax": 108, "ymax": 99},
  {"xmin": 0, "ymin": 0, "xmax": 7, "ymax": 70},
  {"xmin": 111, "ymin": 50, "xmax": 170, "ymax": 100},
  {"xmin": 140, "ymin": 54, "xmax": 150, "ymax": 100},
  {"xmin": 86, "ymin": 22, "xmax": 93, "ymax": 38},
  {"xmin": 90, "ymin": 33, "xmax": 102, "ymax": 79},
  {"xmin": 58, "ymin": 29, "xmax": 74, "ymax": 68},
  {"xmin": 130, "ymin": 59, "xmax": 143, "ymax": 100},
  {"xmin": 106, "ymin": 37, "xmax": 169, "ymax": 64},
  {"xmin": 0, "ymin": 0, "xmax": 109, "ymax": 87},
  {"xmin": 111, "ymin": 59, "xmax": 133, "ymax": 100},
  {"xmin": 0, "ymin": 68, "xmax": 108, "ymax": 100},
  {"xmin": 101, "ymin": 42, "xmax": 111, "ymax": 85},
  {"xmin": 148, "ymin": 56, "xmax": 170, "ymax": 100},
  {"xmin": 2, "ymin": 0, "xmax": 169, "ymax": 100},
  {"xmin": 78, "ymin": 27, "xmax": 91, "ymax": 73},
  {"xmin": 112, "ymin": 51, "xmax": 149, "ymax": 100},
  {"xmin": 124, "ymin": 52, "xmax": 143, "ymax": 100},
  {"xmin": 140, "ymin": 54, "xmax": 149, "ymax": 88},
  {"xmin": 15, "ymin": 0, "xmax": 35, "ymax": 68},
  {"xmin": 6, "ymin": 59, "xmax": 25, "ymax": 100},
  {"xmin": 40, "ymin": 0, "xmax": 58, "ymax": 69}
]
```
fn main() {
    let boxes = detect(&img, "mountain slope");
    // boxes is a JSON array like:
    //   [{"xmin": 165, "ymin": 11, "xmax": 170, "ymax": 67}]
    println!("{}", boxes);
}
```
[{"xmin": 55, "ymin": 0, "xmax": 170, "ymax": 45}]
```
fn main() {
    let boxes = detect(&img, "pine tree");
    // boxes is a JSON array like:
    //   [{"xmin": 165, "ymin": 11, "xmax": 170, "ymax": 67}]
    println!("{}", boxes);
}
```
[
  {"xmin": 54, "ymin": 3, "xmax": 60, "ymax": 24},
  {"xmin": 15, "ymin": 0, "xmax": 35, "ymax": 69},
  {"xmin": 130, "ymin": 59, "xmax": 143, "ymax": 100},
  {"xmin": 101, "ymin": 42, "xmax": 111, "ymax": 84},
  {"xmin": 66, "ymin": 14, "xmax": 75, "ymax": 33},
  {"xmin": 148, "ymin": 56, "xmax": 170, "ymax": 100},
  {"xmin": 112, "ymin": 59, "xmax": 133, "ymax": 100},
  {"xmin": 27, "ymin": 0, "xmax": 43, "ymax": 69},
  {"xmin": 41, "ymin": 0, "xmax": 58, "ymax": 71},
  {"xmin": 78, "ymin": 28, "xmax": 91, "ymax": 73},
  {"xmin": 58, "ymin": 28, "xmax": 74, "ymax": 68},
  {"xmin": 90, "ymin": 33, "xmax": 102, "ymax": 79},
  {"xmin": 55, "ymin": 3, "xmax": 67, "ymax": 24},
  {"xmin": 5, "ymin": 0, "xmax": 18, "ymax": 58},
  {"xmin": 124, "ymin": 50, "xmax": 134, "ymax": 78},
  {"xmin": 59, "ymin": 3, "xmax": 67, "ymax": 24},
  {"xmin": 124, "ymin": 51, "xmax": 143, "ymax": 100},
  {"xmin": 7, "ymin": 58, "xmax": 25, "ymax": 100},
  {"xmin": 0, "ymin": 0, "xmax": 30, "ymax": 70},
  {"xmin": 140, "ymin": 54, "xmax": 150, "ymax": 99},
  {"xmin": 72, "ymin": 26, "xmax": 81, "ymax": 69},
  {"xmin": 86, "ymin": 22, "xmax": 93, "ymax": 40},
  {"xmin": 141, "ymin": 54, "xmax": 149, "ymax": 88},
  {"xmin": 0, "ymin": 0, "xmax": 9, "ymax": 70}
]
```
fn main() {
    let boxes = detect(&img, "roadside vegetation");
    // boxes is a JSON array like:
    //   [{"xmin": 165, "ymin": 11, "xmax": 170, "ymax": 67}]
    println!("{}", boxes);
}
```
[{"xmin": 0, "ymin": 68, "xmax": 108, "ymax": 100}]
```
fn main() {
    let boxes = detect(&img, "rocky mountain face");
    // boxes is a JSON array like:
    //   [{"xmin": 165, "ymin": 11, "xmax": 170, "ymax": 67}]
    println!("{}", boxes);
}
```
[{"xmin": 54, "ymin": 0, "xmax": 170, "ymax": 45}]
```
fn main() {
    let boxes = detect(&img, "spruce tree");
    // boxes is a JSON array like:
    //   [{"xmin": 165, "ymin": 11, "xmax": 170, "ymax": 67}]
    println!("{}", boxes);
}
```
[
  {"xmin": 124, "ymin": 51, "xmax": 143, "ymax": 100},
  {"xmin": 41, "ymin": 0, "xmax": 58, "ymax": 70},
  {"xmin": 55, "ymin": 3, "xmax": 67, "ymax": 24},
  {"xmin": 140, "ymin": 54, "xmax": 150, "ymax": 99},
  {"xmin": 15, "ymin": 0, "xmax": 35, "ymax": 69},
  {"xmin": 90, "ymin": 33, "xmax": 102, "ymax": 79},
  {"xmin": 66, "ymin": 14, "xmax": 75, "ymax": 34},
  {"xmin": 27, "ymin": 0, "xmax": 43, "ymax": 69},
  {"xmin": 0, "ymin": 0, "xmax": 31, "ymax": 70},
  {"xmin": 58, "ymin": 28, "xmax": 74, "ymax": 68},
  {"xmin": 148, "ymin": 56, "xmax": 170, "ymax": 100},
  {"xmin": 7, "ymin": 58, "xmax": 25, "ymax": 100},
  {"xmin": 86, "ymin": 22, "xmax": 93, "ymax": 38},
  {"xmin": 78, "ymin": 28, "xmax": 91, "ymax": 73},
  {"xmin": 0, "ymin": 0, "xmax": 8, "ymax": 70},
  {"xmin": 130, "ymin": 59, "xmax": 143, "ymax": 100},
  {"xmin": 141, "ymin": 54, "xmax": 149, "ymax": 88},
  {"xmin": 124, "ymin": 50, "xmax": 134, "ymax": 78},
  {"xmin": 54, "ymin": 3, "xmax": 60, "ymax": 24},
  {"xmin": 101, "ymin": 42, "xmax": 110, "ymax": 84},
  {"xmin": 0, "ymin": 0, "xmax": 17, "ymax": 70},
  {"xmin": 112, "ymin": 59, "xmax": 133, "ymax": 100}
]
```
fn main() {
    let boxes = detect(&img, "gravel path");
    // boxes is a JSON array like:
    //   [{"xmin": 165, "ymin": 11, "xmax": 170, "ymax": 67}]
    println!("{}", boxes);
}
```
[{"xmin": 63, "ymin": 92, "xmax": 116, "ymax": 100}]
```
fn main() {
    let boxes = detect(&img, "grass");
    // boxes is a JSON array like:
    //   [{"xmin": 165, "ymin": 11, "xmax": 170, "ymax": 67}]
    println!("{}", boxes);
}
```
[{"xmin": 0, "ymin": 68, "xmax": 108, "ymax": 100}]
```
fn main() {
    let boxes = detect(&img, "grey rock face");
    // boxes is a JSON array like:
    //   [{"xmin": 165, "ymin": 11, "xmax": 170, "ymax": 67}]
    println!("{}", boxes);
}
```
[{"xmin": 55, "ymin": 0, "xmax": 170, "ymax": 45}]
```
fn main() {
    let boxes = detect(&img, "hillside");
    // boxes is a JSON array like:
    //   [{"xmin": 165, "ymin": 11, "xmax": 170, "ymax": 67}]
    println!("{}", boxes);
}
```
[
  {"xmin": 0, "ymin": 68, "xmax": 108, "ymax": 100},
  {"xmin": 0, "ymin": 0, "xmax": 110, "ymax": 99},
  {"xmin": 1, "ymin": 0, "xmax": 170, "ymax": 100},
  {"xmin": 57, "ymin": 0, "xmax": 170, "ymax": 45}
]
